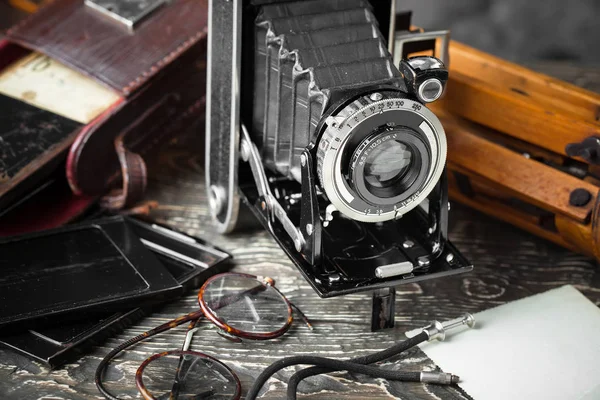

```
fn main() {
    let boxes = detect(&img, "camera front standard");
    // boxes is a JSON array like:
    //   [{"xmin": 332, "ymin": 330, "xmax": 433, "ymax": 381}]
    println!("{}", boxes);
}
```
[{"xmin": 206, "ymin": 0, "xmax": 472, "ymax": 300}]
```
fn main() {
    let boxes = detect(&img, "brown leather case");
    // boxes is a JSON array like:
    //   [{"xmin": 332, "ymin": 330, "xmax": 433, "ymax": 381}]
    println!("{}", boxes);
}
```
[{"xmin": 0, "ymin": 0, "xmax": 207, "ymax": 215}]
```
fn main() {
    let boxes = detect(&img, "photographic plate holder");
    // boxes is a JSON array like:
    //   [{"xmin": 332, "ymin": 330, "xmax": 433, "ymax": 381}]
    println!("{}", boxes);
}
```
[{"xmin": 0, "ymin": 217, "xmax": 231, "ymax": 368}]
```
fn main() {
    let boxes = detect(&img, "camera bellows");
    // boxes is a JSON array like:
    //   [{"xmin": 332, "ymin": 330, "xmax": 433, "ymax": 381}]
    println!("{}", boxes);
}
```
[
  {"xmin": 253, "ymin": 0, "xmax": 395, "ymax": 182},
  {"xmin": 251, "ymin": 0, "xmax": 448, "ymax": 223}
]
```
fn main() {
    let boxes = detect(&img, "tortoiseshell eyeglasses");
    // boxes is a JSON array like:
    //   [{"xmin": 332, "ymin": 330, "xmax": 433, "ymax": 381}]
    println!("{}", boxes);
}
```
[{"xmin": 95, "ymin": 272, "xmax": 312, "ymax": 400}]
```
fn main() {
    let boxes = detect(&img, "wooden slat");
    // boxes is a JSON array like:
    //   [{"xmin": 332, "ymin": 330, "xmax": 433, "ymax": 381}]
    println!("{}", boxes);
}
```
[
  {"xmin": 440, "ymin": 112, "xmax": 598, "ymax": 223},
  {"xmin": 431, "ymin": 72, "xmax": 600, "ymax": 158},
  {"xmin": 448, "ymin": 163, "xmax": 546, "ymax": 226},
  {"xmin": 555, "ymin": 214, "xmax": 596, "ymax": 258},
  {"xmin": 8, "ymin": 0, "xmax": 46, "ymax": 14},
  {"xmin": 452, "ymin": 119, "xmax": 568, "ymax": 166},
  {"xmin": 447, "ymin": 184, "xmax": 581, "ymax": 254},
  {"xmin": 447, "ymin": 41, "xmax": 600, "ymax": 125}
]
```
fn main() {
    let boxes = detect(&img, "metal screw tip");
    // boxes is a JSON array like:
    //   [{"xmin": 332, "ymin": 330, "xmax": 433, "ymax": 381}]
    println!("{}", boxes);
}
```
[{"xmin": 463, "ymin": 313, "xmax": 475, "ymax": 328}]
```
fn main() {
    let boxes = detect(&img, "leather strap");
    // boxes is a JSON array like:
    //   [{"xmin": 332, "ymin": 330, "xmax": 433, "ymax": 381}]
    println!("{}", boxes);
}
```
[
  {"xmin": 99, "ymin": 96, "xmax": 206, "ymax": 210},
  {"xmin": 100, "ymin": 137, "xmax": 147, "ymax": 210},
  {"xmin": 206, "ymin": 0, "xmax": 242, "ymax": 233}
]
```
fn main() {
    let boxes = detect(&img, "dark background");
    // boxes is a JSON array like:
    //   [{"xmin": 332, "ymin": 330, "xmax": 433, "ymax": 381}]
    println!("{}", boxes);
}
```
[
  {"xmin": 2, "ymin": 1, "xmax": 598, "ymax": 64},
  {"xmin": 397, "ymin": 0, "xmax": 600, "ymax": 65}
]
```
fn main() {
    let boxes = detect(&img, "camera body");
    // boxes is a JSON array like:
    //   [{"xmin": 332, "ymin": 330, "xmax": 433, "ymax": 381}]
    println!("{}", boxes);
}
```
[{"xmin": 206, "ymin": 0, "xmax": 472, "ymax": 298}]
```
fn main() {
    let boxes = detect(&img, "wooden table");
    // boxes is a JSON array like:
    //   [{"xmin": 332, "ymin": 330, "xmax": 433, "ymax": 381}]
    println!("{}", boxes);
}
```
[{"xmin": 1, "ymin": 65, "xmax": 599, "ymax": 400}]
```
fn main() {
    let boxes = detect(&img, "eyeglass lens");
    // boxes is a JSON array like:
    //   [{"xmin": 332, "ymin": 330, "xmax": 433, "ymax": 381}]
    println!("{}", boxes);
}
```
[
  {"xmin": 139, "ymin": 351, "xmax": 239, "ymax": 400},
  {"xmin": 201, "ymin": 275, "xmax": 290, "ymax": 335}
]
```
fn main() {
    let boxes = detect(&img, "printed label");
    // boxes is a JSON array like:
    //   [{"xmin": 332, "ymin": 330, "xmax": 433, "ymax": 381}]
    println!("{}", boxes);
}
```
[{"xmin": 0, "ymin": 52, "xmax": 122, "ymax": 124}]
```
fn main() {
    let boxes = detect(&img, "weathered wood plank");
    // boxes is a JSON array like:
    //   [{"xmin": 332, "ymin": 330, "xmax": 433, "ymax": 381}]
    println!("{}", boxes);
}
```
[{"xmin": 0, "ymin": 65, "xmax": 599, "ymax": 400}]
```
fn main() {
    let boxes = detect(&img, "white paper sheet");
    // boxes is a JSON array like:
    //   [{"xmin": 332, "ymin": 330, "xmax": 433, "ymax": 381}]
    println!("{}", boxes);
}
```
[{"xmin": 415, "ymin": 285, "xmax": 600, "ymax": 400}]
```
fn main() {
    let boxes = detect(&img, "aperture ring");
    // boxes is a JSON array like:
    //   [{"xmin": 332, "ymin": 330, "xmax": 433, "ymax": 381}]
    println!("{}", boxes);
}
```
[{"xmin": 317, "ymin": 94, "xmax": 447, "ymax": 223}]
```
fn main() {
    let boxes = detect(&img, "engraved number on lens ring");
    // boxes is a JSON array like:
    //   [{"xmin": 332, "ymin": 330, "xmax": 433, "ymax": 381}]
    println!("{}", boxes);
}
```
[{"xmin": 319, "ymin": 97, "xmax": 447, "ymax": 223}]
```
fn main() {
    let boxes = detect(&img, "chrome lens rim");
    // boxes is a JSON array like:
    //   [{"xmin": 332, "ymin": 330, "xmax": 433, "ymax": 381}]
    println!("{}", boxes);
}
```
[{"xmin": 318, "ymin": 96, "xmax": 447, "ymax": 223}]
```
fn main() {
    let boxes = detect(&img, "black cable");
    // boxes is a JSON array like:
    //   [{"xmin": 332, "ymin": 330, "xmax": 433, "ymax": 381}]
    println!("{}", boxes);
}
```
[
  {"xmin": 286, "ymin": 331, "xmax": 429, "ymax": 399},
  {"xmin": 245, "ymin": 355, "xmax": 421, "ymax": 400},
  {"xmin": 245, "ymin": 331, "xmax": 429, "ymax": 400}
]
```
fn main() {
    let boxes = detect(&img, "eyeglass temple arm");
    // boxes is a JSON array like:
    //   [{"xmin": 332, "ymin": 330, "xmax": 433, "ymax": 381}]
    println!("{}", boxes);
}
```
[
  {"xmin": 289, "ymin": 301, "xmax": 313, "ymax": 330},
  {"xmin": 167, "ymin": 320, "xmax": 208, "ymax": 400}
]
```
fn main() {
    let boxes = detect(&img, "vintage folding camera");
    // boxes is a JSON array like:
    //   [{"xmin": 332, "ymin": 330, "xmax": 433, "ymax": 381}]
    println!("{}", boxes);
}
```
[{"xmin": 206, "ymin": 0, "xmax": 472, "ymax": 304}]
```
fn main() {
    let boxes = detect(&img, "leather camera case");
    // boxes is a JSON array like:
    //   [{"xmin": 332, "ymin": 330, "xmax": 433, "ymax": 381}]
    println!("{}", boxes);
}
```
[{"xmin": 0, "ymin": 0, "xmax": 207, "ymax": 225}]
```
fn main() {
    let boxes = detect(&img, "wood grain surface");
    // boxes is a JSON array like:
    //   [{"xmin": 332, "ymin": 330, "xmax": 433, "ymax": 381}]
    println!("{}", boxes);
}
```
[
  {"xmin": 1, "ymin": 65, "xmax": 599, "ymax": 400},
  {"xmin": 447, "ymin": 43, "xmax": 600, "ymax": 124},
  {"xmin": 433, "ymin": 43, "xmax": 600, "ymax": 158},
  {"xmin": 442, "ymin": 114, "xmax": 598, "ymax": 222}
]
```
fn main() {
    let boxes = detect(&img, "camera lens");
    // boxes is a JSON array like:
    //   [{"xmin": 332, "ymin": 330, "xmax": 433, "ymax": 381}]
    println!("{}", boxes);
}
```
[
  {"xmin": 317, "ymin": 92, "xmax": 446, "ymax": 222},
  {"xmin": 349, "ymin": 127, "xmax": 430, "ymax": 206},
  {"xmin": 363, "ymin": 140, "xmax": 414, "ymax": 194}
]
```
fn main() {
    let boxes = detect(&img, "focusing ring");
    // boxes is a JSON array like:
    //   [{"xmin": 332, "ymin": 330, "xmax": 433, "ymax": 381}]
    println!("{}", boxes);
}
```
[{"xmin": 316, "ymin": 92, "xmax": 447, "ymax": 223}]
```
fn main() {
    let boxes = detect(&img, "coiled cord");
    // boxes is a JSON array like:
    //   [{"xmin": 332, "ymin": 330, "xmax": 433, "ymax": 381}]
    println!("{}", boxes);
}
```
[
  {"xmin": 286, "ymin": 331, "xmax": 429, "ymax": 399},
  {"xmin": 245, "ymin": 331, "xmax": 430, "ymax": 400}
]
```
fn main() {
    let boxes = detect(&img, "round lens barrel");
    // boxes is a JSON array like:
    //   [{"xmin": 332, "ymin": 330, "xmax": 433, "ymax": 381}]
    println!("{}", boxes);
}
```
[
  {"xmin": 136, "ymin": 351, "xmax": 240, "ymax": 400},
  {"xmin": 199, "ymin": 274, "xmax": 292, "ymax": 338},
  {"xmin": 316, "ymin": 92, "xmax": 446, "ymax": 222}
]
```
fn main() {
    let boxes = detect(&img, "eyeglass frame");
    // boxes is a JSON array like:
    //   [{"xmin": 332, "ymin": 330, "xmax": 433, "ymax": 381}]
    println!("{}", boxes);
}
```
[
  {"xmin": 95, "ymin": 272, "xmax": 310, "ymax": 400},
  {"xmin": 198, "ymin": 272, "xmax": 294, "ymax": 340},
  {"xmin": 135, "ymin": 348, "xmax": 242, "ymax": 400}
]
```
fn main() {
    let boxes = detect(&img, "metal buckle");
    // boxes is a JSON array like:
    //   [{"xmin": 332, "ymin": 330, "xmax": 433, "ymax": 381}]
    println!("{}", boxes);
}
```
[
  {"xmin": 84, "ymin": 0, "xmax": 168, "ymax": 30},
  {"xmin": 392, "ymin": 30, "xmax": 451, "ymax": 67}
]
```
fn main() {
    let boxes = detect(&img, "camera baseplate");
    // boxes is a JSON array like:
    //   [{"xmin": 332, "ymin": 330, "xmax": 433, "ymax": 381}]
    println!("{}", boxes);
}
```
[{"xmin": 239, "ymin": 126, "xmax": 472, "ymax": 298}]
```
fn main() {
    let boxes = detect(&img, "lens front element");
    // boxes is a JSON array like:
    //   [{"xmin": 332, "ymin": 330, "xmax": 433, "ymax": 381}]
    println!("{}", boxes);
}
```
[
  {"xmin": 364, "ymin": 140, "xmax": 413, "ymax": 190},
  {"xmin": 349, "ymin": 127, "xmax": 430, "ymax": 206}
]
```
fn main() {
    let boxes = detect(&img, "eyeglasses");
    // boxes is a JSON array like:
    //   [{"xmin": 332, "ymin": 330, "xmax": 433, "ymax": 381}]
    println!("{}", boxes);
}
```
[{"xmin": 95, "ymin": 272, "xmax": 312, "ymax": 400}]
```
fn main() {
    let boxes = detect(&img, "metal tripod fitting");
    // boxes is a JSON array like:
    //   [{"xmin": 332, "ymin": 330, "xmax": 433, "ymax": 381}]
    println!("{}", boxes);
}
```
[{"xmin": 420, "ymin": 371, "xmax": 460, "ymax": 385}]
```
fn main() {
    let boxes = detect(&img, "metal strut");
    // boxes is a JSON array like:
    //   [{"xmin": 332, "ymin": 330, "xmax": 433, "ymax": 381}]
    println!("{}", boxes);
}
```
[{"xmin": 240, "ymin": 125, "xmax": 306, "ymax": 253}]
